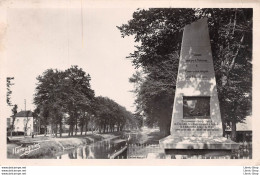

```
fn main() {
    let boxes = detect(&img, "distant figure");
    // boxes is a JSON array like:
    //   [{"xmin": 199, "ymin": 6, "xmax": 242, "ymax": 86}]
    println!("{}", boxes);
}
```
[{"xmin": 7, "ymin": 137, "xmax": 10, "ymax": 143}]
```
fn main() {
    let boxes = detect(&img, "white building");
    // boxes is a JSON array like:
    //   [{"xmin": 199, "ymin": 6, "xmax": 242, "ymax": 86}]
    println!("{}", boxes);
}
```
[{"xmin": 11, "ymin": 110, "xmax": 34, "ymax": 136}]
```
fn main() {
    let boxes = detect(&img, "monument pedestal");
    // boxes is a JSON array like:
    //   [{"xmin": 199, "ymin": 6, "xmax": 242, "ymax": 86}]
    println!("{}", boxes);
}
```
[
  {"xmin": 160, "ymin": 136, "xmax": 239, "ymax": 150},
  {"xmin": 160, "ymin": 136, "xmax": 239, "ymax": 158}
]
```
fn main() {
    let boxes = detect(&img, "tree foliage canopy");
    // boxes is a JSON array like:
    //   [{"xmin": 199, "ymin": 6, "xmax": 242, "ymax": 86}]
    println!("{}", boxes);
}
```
[
  {"xmin": 6, "ymin": 77, "xmax": 15, "ymax": 106},
  {"xmin": 34, "ymin": 66, "xmax": 138, "ymax": 136},
  {"xmin": 118, "ymin": 8, "xmax": 252, "ymax": 137},
  {"xmin": 34, "ymin": 66, "xmax": 95, "ymax": 136},
  {"xmin": 93, "ymin": 96, "xmax": 138, "ymax": 133}
]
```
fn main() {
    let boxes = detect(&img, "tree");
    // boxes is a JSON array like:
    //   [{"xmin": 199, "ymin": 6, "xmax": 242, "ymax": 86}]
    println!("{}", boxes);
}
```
[
  {"xmin": 6, "ymin": 77, "xmax": 14, "ymax": 106},
  {"xmin": 199, "ymin": 8, "xmax": 252, "ymax": 140},
  {"xmin": 78, "ymin": 111, "xmax": 90, "ymax": 136},
  {"xmin": 10, "ymin": 104, "xmax": 18, "ymax": 137},
  {"xmin": 129, "ymin": 54, "xmax": 178, "ymax": 135},
  {"xmin": 94, "ymin": 96, "xmax": 115, "ymax": 133},
  {"xmin": 93, "ymin": 96, "xmax": 137, "ymax": 133},
  {"xmin": 7, "ymin": 77, "xmax": 18, "ymax": 138},
  {"xmin": 118, "ymin": 9, "xmax": 195, "ymax": 135},
  {"xmin": 34, "ymin": 66, "xmax": 95, "ymax": 137},
  {"xmin": 33, "ymin": 107, "xmax": 41, "ymax": 135},
  {"xmin": 118, "ymin": 8, "xmax": 252, "ymax": 140},
  {"xmin": 34, "ymin": 69, "xmax": 66, "ymax": 136},
  {"xmin": 63, "ymin": 66, "xmax": 95, "ymax": 136}
]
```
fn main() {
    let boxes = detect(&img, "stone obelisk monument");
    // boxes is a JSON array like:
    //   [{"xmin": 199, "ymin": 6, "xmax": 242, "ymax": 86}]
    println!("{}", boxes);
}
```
[{"xmin": 159, "ymin": 18, "xmax": 239, "ymax": 157}]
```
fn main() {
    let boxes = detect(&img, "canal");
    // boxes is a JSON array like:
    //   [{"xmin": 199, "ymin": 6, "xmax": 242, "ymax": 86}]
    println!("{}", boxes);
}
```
[{"xmin": 56, "ymin": 132, "xmax": 144, "ymax": 159}]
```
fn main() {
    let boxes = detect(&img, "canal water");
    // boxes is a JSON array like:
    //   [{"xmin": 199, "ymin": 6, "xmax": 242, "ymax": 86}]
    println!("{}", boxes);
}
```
[{"xmin": 56, "ymin": 132, "xmax": 142, "ymax": 159}]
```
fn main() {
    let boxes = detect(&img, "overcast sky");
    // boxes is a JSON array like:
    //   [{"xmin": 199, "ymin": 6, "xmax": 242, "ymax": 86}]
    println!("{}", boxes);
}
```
[{"xmin": 5, "ymin": 8, "xmax": 137, "ymax": 114}]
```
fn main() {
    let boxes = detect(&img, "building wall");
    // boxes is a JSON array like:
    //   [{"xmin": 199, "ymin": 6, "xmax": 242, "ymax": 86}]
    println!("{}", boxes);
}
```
[
  {"xmin": 14, "ymin": 117, "xmax": 34, "ymax": 135},
  {"xmin": 7, "ymin": 118, "xmax": 11, "ymax": 129}
]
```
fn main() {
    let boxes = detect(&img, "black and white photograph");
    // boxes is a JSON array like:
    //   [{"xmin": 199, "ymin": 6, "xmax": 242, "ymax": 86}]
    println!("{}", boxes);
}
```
[{"xmin": 0, "ymin": 1, "xmax": 257, "ymax": 166}]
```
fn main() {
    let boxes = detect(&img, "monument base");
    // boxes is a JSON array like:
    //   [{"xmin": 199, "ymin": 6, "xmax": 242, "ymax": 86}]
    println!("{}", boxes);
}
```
[{"xmin": 159, "ymin": 135, "xmax": 239, "ymax": 158}]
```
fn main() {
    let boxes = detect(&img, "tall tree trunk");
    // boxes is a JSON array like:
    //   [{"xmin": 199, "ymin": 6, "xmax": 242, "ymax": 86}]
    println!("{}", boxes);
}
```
[
  {"xmin": 59, "ymin": 120, "xmax": 62, "ymax": 137},
  {"xmin": 71, "ymin": 124, "xmax": 74, "ymax": 136},
  {"xmin": 70, "ymin": 124, "xmax": 72, "ymax": 136},
  {"xmin": 231, "ymin": 120, "xmax": 237, "ymax": 141},
  {"xmin": 80, "ymin": 122, "xmax": 84, "ymax": 136},
  {"xmin": 85, "ymin": 120, "xmax": 88, "ymax": 135},
  {"xmin": 11, "ymin": 117, "xmax": 16, "ymax": 138},
  {"xmin": 69, "ymin": 110, "xmax": 73, "ymax": 136},
  {"xmin": 219, "ymin": 97, "xmax": 227, "ymax": 137},
  {"xmin": 222, "ymin": 122, "xmax": 226, "ymax": 137},
  {"xmin": 68, "ymin": 125, "xmax": 71, "ymax": 136},
  {"xmin": 91, "ymin": 125, "xmax": 94, "ymax": 134},
  {"xmin": 75, "ymin": 115, "xmax": 78, "ymax": 136},
  {"xmin": 55, "ymin": 123, "xmax": 58, "ymax": 137},
  {"xmin": 103, "ymin": 123, "xmax": 106, "ymax": 133},
  {"xmin": 85, "ymin": 124, "xmax": 88, "ymax": 135},
  {"xmin": 44, "ymin": 124, "xmax": 47, "ymax": 136}
]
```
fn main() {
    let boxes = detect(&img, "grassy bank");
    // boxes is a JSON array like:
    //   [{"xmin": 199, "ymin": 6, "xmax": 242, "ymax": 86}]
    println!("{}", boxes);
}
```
[{"xmin": 7, "ymin": 132, "xmax": 122, "ymax": 159}]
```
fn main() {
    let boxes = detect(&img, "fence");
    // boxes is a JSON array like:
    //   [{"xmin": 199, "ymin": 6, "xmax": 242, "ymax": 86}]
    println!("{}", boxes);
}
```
[
  {"xmin": 124, "ymin": 141, "xmax": 252, "ymax": 159},
  {"xmin": 231, "ymin": 142, "xmax": 252, "ymax": 159},
  {"xmin": 127, "ymin": 144, "xmax": 162, "ymax": 159}
]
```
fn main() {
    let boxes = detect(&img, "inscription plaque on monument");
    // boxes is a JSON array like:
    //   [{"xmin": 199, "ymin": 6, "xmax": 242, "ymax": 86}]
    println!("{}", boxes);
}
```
[{"xmin": 183, "ymin": 96, "xmax": 210, "ymax": 119}]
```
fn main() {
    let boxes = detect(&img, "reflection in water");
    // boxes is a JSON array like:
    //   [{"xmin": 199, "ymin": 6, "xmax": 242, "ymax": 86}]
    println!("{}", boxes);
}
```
[
  {"xmin": 86, "ymin": 146, "xmax": 95, "ymax": 159},
  {"xmin": 68, "ymin": 152, "xmax": 74, "ymax": 159},
  {"xmin": 57, "ymin": 132, "xmax": 142, "ymax": 159},
  {"xmin": 79, "ymin": 147, "xmax": 84, "ymax": 159}
]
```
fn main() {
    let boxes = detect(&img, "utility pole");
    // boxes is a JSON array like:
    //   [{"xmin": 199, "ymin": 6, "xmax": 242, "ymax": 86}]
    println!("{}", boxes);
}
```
[{"xmin": 24, "ymin": 99, "xmax": 26, "ymax": 111}]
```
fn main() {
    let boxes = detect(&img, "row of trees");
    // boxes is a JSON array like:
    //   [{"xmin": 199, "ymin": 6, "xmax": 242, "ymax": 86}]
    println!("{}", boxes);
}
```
[
  {"xmin": 34, "ymin": 66, "xmax": 139, "ymax": 137},
  {"xmin": 94, "ymin": 96, "xmax": 139, "ymax": 133},
  {"xmin": 7, "ymin": 77, "xmax": 33, "ymax": 138},
  {"xmin": 118, "ymin": 8, "xmax": 252, "ymax": 140},
  {"xmin": 6, "ymin": 77, "xmax": 18, "ymax": 137}
]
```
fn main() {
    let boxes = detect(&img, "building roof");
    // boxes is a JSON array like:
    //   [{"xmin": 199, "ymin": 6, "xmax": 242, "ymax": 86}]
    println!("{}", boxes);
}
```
[
  {"xmin": 236, "ymin": 116, "xmax": 252, "ymax": 131},
  {"xmin": 12, "ymin": 110, "xmax": 33, "ymax": 118},
  {"xmin": 226, "ymin": 116, "xmax": 252, "ymax": 131}
]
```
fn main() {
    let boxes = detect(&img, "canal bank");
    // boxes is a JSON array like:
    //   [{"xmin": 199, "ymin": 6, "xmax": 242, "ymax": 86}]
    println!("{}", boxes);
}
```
[
  {"xmin": 7, "ymin": 132, "xmax": 124, "ymax": 159},
  {"xmin": 56, "ymin": 128, "xmax": 165, "ymax": 159},
  {"xmin": 7, "ymin": 129, "xmax": 166, "ymax": 159}
]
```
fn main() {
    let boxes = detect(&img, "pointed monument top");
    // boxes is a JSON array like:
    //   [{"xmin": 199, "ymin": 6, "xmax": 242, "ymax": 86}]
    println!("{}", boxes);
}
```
[{"xmin": 182, "ymin": 18, "xmax": 210, "ymax": 47}]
